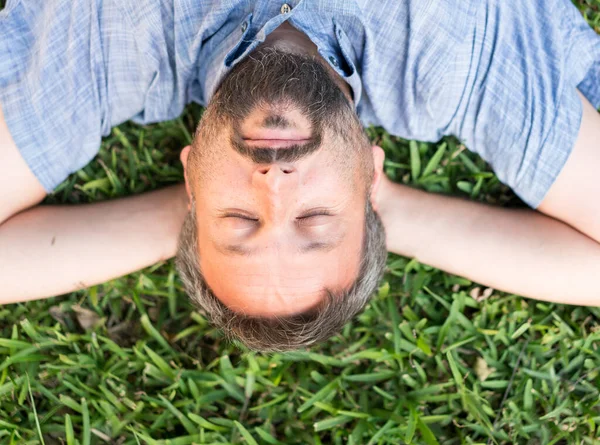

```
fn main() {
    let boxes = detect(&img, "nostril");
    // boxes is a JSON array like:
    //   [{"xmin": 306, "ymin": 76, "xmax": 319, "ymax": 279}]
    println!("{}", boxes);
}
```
[
  {"xmin": 280, "ymin": 165, "xmax": 295, "ymax": 174},
  {"xmin": 256, "ymin": 165, "xmax": 294, "ymax": 175}
]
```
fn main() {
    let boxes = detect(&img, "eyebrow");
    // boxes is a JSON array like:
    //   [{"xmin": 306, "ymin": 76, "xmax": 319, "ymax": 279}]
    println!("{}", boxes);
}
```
[{"xmin": 215, "ymin": 238, "xmax": 342, "ymax": 257}]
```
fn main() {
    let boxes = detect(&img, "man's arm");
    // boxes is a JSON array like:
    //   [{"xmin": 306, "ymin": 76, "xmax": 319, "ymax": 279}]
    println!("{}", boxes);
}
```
[
  {"xmin": 376, "ymin": 91, "xmax": 600, "ymax": 306},
  {"xmin": 537, "ymin": 93, "xmax": 600, "ymax": 245},
  {"xmin": 0, "ymin": 105, "xmax": 188, "ymax": 305},
  {"xmin": 377, "ymin": 179, "xmax": 600, "ymax": 305},
  {"xmin": 0, "ymin": 185, "xmax": 188, "ymax": 305}
]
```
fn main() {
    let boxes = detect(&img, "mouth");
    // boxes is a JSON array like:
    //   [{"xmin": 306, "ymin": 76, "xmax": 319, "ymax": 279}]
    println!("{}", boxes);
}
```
[
  {"xmin": 242, "ymin": 138, "xmax": 312, "ymax": 148},
  {"xmin": 242, "ymin": 127, "xmax": 312, "ymax": 148},
  {"xmin": 243, "ymin": 127, "xmax": 311, "ymax": 140}
]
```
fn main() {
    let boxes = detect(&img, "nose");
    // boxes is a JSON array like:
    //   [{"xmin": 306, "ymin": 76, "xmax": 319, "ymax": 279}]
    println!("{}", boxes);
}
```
[
  {"xmin": 257, "ymin": 164, "xmax": 295, "ymax": 176},
  {"xmin": 254, "ymin": 164, "xmax": 297, "ymax": 192},
  {"xmin": 253, "ymin": 164, "xmax": 299, "ymax": 222}
]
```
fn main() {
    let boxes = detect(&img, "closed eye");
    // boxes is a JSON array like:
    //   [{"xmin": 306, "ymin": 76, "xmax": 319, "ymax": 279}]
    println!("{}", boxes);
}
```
[
  {"xmin": 296, "ymin": 211, "xmax": 333, "ymax": 228},
  {"xmin": 297, "ymin": 210, "xmax": 333, "ymax": 220},
  {"xmin": 220, "ymin": 212, "xmax": 259, "ymax": 230},
  {"xmin": 223, "ymin": 213, "xmax": 259, "ymax": 222}
]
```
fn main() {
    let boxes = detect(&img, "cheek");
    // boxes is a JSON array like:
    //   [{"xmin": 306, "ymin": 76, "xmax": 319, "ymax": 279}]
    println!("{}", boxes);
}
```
[
  {"xmin": 195, "ymin": 158, "xmax": 252, "ymax": 199},
  {"xmin": 302, "ymin": 164, "xmax": 347, "ymax": 195},
  {"xmin": 323, "ymin": 239, "xmax": 363, "ymax": 290},
  {"xmin": 325, "ymin": 152, "xmax": 365, "ymax": 193}
]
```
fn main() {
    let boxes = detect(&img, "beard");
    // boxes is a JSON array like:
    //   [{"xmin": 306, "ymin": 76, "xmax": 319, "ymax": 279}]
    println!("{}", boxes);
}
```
[
  {"xmin": 213, "ymin": 46, "xmax": 351, "ymax": 130},
  {"xmin": 195, "ymin": 46, "xmax": 361, "ymax": 164}
]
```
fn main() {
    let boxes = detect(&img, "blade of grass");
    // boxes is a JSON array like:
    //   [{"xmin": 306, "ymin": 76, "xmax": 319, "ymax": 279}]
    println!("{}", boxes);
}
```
[
  {"xmin": 26, "ymin": 374, "xmax": 45, "ymax": 445},
  {"xmin": 410, "ymin": 140, "xmax": 421, "ymax": 180},
  {"xmin": 81, "ymin": 398, "xmax": 91, "ymax": 445},
  {"xmin": 234, "ymin": 420, "xmax": 259, "ymax": 445}
]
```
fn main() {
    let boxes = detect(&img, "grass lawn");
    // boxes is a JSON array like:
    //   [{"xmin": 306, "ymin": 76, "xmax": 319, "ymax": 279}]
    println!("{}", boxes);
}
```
[{"xmin": 2, "ymin": 1, "xmax": 600, "ymax": 444}]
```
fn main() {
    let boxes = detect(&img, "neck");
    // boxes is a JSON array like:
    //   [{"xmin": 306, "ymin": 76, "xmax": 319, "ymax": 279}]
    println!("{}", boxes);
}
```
[{"xmin": 263, "ymin": 22, "xmax": 354, "ymax": 102}]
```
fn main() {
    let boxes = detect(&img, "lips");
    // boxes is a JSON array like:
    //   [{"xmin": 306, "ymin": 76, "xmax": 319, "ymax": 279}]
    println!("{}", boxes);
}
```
[
  {"xmin": 243, "ymin": 138, "xmax": 312, "ymax": 148},
  {"xmin": 243, "ymin": 128, "xmax": 312, "ymax": 148},
  {"xmin": 242, "ymin": 127, "xmax": 312, "ymax": 142}
]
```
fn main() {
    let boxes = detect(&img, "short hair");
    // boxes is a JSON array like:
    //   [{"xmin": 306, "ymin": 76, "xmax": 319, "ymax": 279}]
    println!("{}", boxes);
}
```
[{"xmin": 175, "ymin": 198, "xmax": 387, "ymax": 352}]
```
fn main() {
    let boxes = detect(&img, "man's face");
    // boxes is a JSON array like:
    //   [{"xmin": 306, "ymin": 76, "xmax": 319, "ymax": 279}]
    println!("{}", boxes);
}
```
[{"xmin": 182, "ymin": 48, "xmax": 377, "ymax": 317}]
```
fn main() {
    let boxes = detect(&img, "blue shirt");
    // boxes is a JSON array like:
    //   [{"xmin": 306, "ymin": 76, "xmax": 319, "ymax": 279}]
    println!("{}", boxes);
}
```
[{"xmin": 1, "ymin": 0, "xmax": 599, "ymax": 207}]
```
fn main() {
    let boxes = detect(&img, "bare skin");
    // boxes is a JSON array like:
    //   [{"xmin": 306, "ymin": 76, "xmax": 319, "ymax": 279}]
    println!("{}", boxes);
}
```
[
  {"xmin": 1, "ymin": 23, "xmax": 600, "ymax": 309},
  {"xmin": 181, "ymin": 122, "xmax": 381, "ymax": 316},
  {"xmin": 180, "ymin": 22, "xmax": 377, "ymax": 316},
  {"xmin": 0, "ymin": 104, "xmax": 189, "ymax": 304},
  {"xmin": 375, "ymin": 93, "xmax": 600, "ymax": 306}
]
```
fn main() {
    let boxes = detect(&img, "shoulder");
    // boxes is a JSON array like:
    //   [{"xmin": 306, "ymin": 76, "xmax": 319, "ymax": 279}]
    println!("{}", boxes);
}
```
[{"xmin": 351, "ymin": 0, "xmax": 481, "ymax": 140}]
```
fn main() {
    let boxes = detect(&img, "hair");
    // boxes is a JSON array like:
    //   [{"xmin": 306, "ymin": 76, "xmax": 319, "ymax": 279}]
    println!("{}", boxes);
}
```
[
  {"xmin": 176, "ymin": 197, "xmax": 387, "ymax": 352},
  {"xmin": 175, "ymin": 46, "xmax": 388, "ymax": 352}
]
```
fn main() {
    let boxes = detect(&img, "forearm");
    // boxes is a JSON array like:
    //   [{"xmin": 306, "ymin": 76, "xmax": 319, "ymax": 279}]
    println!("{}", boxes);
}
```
[
  {"xmin": 0, "ymin": 184, "xmax": 188, "ymax": 304},
  {"xmin": 378, "ymin": 179, "xmax": 600, "ymax": 306}
]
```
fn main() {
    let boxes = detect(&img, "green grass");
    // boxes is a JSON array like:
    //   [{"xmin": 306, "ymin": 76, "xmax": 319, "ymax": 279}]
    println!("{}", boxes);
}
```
[{"xmin": 2, "ymin": 2, "xmax": 600, "ymax": 444}]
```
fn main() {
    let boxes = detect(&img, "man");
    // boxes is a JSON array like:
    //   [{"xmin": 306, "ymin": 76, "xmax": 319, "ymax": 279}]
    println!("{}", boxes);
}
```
[{"xmin": 1, "ymin": 0, "xmax": 600, "ymax": 351}]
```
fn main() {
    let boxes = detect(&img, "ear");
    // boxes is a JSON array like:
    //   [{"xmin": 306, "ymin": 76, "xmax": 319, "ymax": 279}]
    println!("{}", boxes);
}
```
[
  {"xmin": 180, "ymin": 145, "xmax": 193, "ymax": 210},
  {"xmin": 368, "ymin": 145, "xmax": 386, "ymax": 211}
]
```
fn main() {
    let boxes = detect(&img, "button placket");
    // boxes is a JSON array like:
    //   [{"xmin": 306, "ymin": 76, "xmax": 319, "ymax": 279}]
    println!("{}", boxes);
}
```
[
  {"xmin": 224, "ymin": 13, "xmax": 254, "ymax": 67},
  {"xmin": 239, "ymin": 13, "xmax": 253, "ymax": 36},
  {"xmin": 333, "ymin": 23, "xmax": 357, "ymax": 75},
  {"xmin": 333, "ymin": 21, "xmax": 363, "ymax": 105}
]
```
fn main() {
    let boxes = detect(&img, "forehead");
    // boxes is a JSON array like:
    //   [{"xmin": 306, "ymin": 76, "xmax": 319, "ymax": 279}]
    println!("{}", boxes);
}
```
[{"xmin": 198, "ymin": 234, "xmax": 363, "ymax": 316}]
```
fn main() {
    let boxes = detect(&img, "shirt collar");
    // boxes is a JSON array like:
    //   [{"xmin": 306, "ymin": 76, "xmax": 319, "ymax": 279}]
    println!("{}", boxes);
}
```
[{"xmin": 203, "ymin": 1, "xmax": 363, "ymax": 107}]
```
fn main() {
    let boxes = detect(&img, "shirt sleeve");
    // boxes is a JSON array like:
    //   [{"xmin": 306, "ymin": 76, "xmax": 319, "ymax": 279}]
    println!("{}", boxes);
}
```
[
  {"xmin": 0, "ymin": 0, "xmax": 177, "ymax": 192},
  {"xmin": 448, "ymin": 0, "xmax": 600, "ymax": 208}
]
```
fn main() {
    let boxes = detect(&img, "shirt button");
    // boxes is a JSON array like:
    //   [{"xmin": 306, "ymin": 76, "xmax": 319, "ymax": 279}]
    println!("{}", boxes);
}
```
[
  {"xmin": 280, "ymin": 3, "xmax": 292, "ymax": 14},
  {"xmin": 241, "ymin": 21, "xmax": 248, "ymax": 33},
  {"xmin": 328, "ymin": 55, "xmax": 339, "ymax": 68}
]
